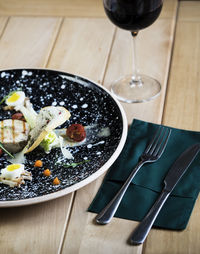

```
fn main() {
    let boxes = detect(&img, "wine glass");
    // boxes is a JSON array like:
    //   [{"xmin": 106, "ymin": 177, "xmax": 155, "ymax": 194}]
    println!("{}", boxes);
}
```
[{"xmin": 103, "ymin": 0, "xmax": 163, "ymax": 103}]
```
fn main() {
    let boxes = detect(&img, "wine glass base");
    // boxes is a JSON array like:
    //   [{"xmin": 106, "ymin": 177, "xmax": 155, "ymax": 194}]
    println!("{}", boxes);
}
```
[{"xmin": 110, "ymin": 74, "xmax": 161, "ymax": 103}]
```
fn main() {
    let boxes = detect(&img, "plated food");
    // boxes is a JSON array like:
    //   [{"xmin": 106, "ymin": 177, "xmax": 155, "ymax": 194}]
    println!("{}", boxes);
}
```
[
  {"xmin": 0, "ymin": 119, "xmax": 30, "ymax": 153},
  {"xmin": 0, "ymin": 90, "xmax": 76, "ymax": 187},
  {"xmin": 0, "ymin": 69, "xmax": 127, "ymax": 207}
]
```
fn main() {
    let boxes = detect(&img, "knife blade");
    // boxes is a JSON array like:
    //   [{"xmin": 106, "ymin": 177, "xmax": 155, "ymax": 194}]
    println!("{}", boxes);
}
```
[{"xmin": 130, "ymin": 143, "xmax": 200, "ymax": 245}]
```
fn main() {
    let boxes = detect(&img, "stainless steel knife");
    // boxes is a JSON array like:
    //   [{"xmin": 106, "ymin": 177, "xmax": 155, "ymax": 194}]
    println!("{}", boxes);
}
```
[{"xmin": 130, "ymin": 143, "xmax": 200, "ymax": 245}]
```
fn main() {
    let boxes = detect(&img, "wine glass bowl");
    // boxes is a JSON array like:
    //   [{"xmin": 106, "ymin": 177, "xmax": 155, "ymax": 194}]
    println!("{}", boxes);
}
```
[{"xmin": 103, "ymin": 0, "xmax": 163, "ymax": 103}]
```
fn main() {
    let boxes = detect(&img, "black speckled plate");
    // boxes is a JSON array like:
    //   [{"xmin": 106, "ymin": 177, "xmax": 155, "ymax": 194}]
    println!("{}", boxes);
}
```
[{"xmin": 0, "ymin": 69, "xmax": 127, "ymax": 207}]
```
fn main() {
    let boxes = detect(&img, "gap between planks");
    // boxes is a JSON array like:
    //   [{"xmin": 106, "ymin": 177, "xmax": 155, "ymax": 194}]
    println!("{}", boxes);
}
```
[
  {"xmin": 161, "ymin": 0, "xmax": 180, "ymax": 125},
  {"xmin": 57, "ymin": 192, "xmax": 76, "ymax": 254},
  {"xmin": 45, "ymin": 17, "xmax": 64, "ymax": 68}
]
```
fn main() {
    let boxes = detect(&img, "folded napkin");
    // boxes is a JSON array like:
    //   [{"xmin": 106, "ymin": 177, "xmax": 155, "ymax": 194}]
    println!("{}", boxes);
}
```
[{"xmin": 88, "ymin": 119, "xmax": 200, "ymax": 230}]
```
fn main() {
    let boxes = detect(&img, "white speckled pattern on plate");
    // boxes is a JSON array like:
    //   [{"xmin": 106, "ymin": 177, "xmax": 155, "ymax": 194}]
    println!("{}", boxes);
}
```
[{"xmin": 0, "ymin": 69, "xmax": 127, "ymax": 207}]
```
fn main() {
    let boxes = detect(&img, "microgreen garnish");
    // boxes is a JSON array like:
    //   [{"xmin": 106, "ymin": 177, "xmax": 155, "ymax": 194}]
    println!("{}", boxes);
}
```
[
  {"xmin": 63, "ymin": 160, "xmax": 90, "ymax": 168},
  {"xmin": 0, "ymin": 142, "xmax": 14, "ymax": 158}
]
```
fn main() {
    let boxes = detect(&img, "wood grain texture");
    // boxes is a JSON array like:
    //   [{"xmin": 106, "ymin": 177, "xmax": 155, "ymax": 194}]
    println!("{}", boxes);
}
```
[
  {"xmin": 160, "ymin": 0, "xmax": 179, "ymax": 19},
  {"xmin": 0, "ymin": 16, "xmax": 8, "ymax": 35},
  {"xmin": 163, "ymin": 4, "xmax": 200, "ymax": 130},
  {"xmin": 0, "ymin": 17, "xmax": 62, "ymax": 69},
  {"xmin": 145, "ymin": 1, "xmax": 200, "ymax": 253},
  {"xmin": 0, "ymin": 196, "xmax": 74, "ymax": 254},
  {"xmin": 179, "ymin": 1, "xmax": 200, "ymax": 21},
  {"xmin": 48, "ymin": 18, "xmax": 115, "ymax": 82},
  {"xmin": 0, "ymin": 0, "xmax": 105, "ymax": 17}
]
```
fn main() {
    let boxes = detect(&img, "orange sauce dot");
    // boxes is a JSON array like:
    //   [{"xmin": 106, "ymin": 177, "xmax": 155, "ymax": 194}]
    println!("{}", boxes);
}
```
[
  {"xmin": 34, "ymin": 160, "xmax": 43, "ymax": 167},
  {"xmin": 53, "ymin": 177, "xmax": 60, "ymax": 185},
  {"xmin": 43, "ymin": 169, "xmax": 51, "ymax": 176}
]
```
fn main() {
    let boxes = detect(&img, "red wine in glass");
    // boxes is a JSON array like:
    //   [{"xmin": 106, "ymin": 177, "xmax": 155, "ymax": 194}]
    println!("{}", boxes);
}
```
[{"xmin": 103, "ymin": 0, "xmax": 163, "ymax": 103}]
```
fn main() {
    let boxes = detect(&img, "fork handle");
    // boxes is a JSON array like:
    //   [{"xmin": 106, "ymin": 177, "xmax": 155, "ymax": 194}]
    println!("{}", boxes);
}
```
[
  {"xmin": 129, "ymin": 189, "xmax": 170, "ymax": 245},
  {"xmin": 95, "ymin": 160, "xmax": 144, "ymax": 225}
]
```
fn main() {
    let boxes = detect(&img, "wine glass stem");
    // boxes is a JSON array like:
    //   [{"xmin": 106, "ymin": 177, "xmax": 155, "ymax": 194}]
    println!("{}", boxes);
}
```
[{"xmin": 131, "ymin": 32, "xmax": 142, "ymax": 86}]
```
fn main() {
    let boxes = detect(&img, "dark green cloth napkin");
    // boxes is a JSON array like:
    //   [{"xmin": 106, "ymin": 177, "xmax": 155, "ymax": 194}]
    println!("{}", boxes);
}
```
[{"xmin": 88, "ymin": 119, "xmax": 200, "ymax": 230}]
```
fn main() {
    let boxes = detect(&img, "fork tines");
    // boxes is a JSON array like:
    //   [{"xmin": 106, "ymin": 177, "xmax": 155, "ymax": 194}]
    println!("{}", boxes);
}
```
[{"xmin": 145, "ymin": 127, "xmax": 171, "ymax": 158}]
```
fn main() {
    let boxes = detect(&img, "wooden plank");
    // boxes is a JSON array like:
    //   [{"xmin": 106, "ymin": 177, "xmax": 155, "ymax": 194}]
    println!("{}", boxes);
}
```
[
  {"xmin": 145, "ymin": 2, "xmax": 200, "ymax": 254},
  {"xmin": 0, "ymin": 16, "xmax": 8, "ymax": 36},
  {"xmin": 0, "ymin": 0, "xmax": 176, "ymax": 18},
  {"xmin": 0, "ymin": 16, "xmax": 77, "ymax": 254},
  {"xmin": 60, "ymin": 1, "xmax": 178, "ymax": 254},
  {"xmin": 0, "ymin": 196, "xmax": 74, "ymax": 254},
  {"xmin": 163, "ymin": 13, "xmax": 200, "ymax": 130},
  {"xmin": 0, "ymin": 17, "xmax": 62, "ymax": 69},
  {"xmin": 179, "ymin": 1, "xmax": 200, "ymax": 21},
  {"xmin": 48, "ymin": 18, "xmax": 115, "ymax": 83},
  {"xmin": 0, "ymin": 0, "xmax": 105, "ymax": 17},
  {"xmin": 160, "ymin": 0, "xmax": 179, "ymax": 19}
]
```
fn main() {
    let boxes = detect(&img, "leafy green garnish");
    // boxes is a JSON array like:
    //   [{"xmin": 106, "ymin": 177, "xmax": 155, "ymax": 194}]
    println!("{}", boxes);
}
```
[
  {"xmin": 40, "ymin": 131, "xmax": 57, "ymax": 152},
  {"xmin": 0, "ymin": 89, "xmax": 22, "ymax": 105},
  {"xmin": 0, "ymin": 142, "xmax": 14, "ymax": 158},
  {"xmin": 63, "ymin": 160, "xmax": 90, "ymax": 168}
]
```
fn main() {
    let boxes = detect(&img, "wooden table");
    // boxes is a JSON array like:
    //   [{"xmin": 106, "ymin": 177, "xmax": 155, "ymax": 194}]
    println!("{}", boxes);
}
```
[{"xmin": 0, "ymin": 0, "xmax": 200, "ymax": 253}]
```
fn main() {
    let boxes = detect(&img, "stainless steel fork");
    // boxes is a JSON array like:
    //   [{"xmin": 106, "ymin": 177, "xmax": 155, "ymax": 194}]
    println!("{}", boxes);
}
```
[{"xmin": 95, "ymin": 127, "xmax": 171, "ymax": 225}]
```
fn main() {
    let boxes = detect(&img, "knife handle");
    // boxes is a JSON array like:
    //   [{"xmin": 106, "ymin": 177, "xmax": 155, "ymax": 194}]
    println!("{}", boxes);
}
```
[{"xmin": 130, "ymin": 189, "xmax": 170, "ymax": 245}]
